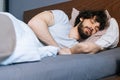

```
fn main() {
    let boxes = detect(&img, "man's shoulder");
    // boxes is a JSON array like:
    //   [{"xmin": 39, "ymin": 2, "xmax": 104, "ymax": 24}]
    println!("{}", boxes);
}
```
[{"xmin": 51, "ymin": 10, "xmax": 66, "ymax": 15}]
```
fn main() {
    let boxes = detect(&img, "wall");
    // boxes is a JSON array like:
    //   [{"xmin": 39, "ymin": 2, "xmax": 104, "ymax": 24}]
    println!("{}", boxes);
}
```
[
  {"xmin": 8, "ymin": 0, "xmax": 70, "ymax": 21},
  {"xmin": 0, "ymin": 0, "xmax": 5, "ymax": 12}
]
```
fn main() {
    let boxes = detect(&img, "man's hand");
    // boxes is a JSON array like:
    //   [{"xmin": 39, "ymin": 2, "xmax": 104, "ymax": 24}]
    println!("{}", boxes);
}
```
[{"xmin": 58, "ymin": 48, "xmax": 72, "ymax": 55}]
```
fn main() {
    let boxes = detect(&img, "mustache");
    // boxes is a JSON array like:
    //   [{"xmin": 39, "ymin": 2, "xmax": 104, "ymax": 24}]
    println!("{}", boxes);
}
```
[{"xmin": 84, "ymin": 26, "xmax": 93, "ymax": 35}]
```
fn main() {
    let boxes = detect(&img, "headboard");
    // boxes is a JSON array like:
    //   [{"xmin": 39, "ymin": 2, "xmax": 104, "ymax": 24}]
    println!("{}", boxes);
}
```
[{"xmin": 23, "ymin": 0, "xmax": 120, "ymax": 46}]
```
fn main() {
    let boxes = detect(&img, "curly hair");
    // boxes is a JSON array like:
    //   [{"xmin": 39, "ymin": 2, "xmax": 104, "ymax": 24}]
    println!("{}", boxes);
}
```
[{"xmin": 74, "ymin": 10, "xmax": 108, "ymax": 30}]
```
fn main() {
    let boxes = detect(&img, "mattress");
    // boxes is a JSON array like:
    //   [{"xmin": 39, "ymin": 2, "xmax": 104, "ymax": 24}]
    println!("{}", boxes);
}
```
[{"xmin": 0, "ymin": 47, "xmax": 120, "ymax": 80}]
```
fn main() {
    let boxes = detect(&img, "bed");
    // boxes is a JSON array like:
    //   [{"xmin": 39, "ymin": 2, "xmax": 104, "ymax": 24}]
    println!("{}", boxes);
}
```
[{"xmin": 0, "ymin": 0, "xmax": 120, "ymax": 80}]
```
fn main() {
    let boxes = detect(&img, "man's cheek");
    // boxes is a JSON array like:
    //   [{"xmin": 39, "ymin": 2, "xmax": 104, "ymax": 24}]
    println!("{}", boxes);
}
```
[
  {"xmin": 92, "ymin": 30, "xmax": 97, "ymax": 34},
  {"xmin": 82, "ymin": 29, "xmax": 89, "ymax": 35}
]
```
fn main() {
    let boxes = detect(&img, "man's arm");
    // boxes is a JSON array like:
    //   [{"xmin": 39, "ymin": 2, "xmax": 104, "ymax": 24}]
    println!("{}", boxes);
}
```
[
  {"xmin": 28, "ymin": 11, "xmax": 59, "ymax": 47},
  {"xmin": 59, "ymin": 42, "xmax": 102, "ymax": 55},
  {"xmin": 70, "ymin": 42, "xmax": 102, "ymax": 54}
]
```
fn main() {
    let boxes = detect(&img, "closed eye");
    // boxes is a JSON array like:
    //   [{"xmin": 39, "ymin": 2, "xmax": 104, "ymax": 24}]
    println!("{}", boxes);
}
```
[
  {"xmin": 91, "ymin": 19, "xmax": 99, "ymax": 24},
  {"xmin": 95, "ymin": 26, "xmax": 100, "ymax": 31},
  {"xmin": 90, "ymin": 19, "xmax": 95, "ymax": 24}
]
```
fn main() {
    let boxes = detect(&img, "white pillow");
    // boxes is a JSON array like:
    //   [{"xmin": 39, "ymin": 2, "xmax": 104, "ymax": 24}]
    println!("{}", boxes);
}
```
[
  {"xmin": 95, "ymin": 18, "xmax": 119, "ymax": 48},
  {"xmin": 69, "ymin": 8, "xmax": 80, "ymax": 26}
]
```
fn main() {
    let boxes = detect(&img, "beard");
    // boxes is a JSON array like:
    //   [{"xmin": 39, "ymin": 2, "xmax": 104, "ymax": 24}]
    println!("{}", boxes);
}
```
[{"xmin": 77, "ymin": 22, "xmax": 90, "ymax": 40}]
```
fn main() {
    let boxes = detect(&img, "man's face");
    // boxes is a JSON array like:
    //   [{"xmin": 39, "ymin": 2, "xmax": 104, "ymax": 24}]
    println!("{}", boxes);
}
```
[{"xmin": 78, "ymin": 18, "xmax": 100, "ymax": 39}]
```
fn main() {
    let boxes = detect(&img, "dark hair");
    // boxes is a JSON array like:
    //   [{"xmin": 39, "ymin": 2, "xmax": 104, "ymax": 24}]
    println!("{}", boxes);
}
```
[{"xmin": 74, "ymin": 10, "xmax": 108, "ymax": 30}]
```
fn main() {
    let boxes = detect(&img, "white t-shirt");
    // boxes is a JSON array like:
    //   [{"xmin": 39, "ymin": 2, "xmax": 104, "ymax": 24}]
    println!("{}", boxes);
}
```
[{"xmin": 49, "ymin": 10, "xmax": 79, "ymax": 48}]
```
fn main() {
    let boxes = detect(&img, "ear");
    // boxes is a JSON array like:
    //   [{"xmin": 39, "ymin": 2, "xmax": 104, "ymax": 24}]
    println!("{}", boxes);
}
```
[
  {"xmin": 80, "ymin": 18, "xmax": 83, "ymax": 22},
  {"xmin": 76, "ymin": 18, "xmax": 83, "ymax": 27}
]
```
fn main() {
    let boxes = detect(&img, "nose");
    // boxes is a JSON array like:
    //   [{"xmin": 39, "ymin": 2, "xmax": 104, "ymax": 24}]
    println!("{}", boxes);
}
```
[{"xmin": 89, "ymin": 27, "xmax": 93, "ymax": 31}]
